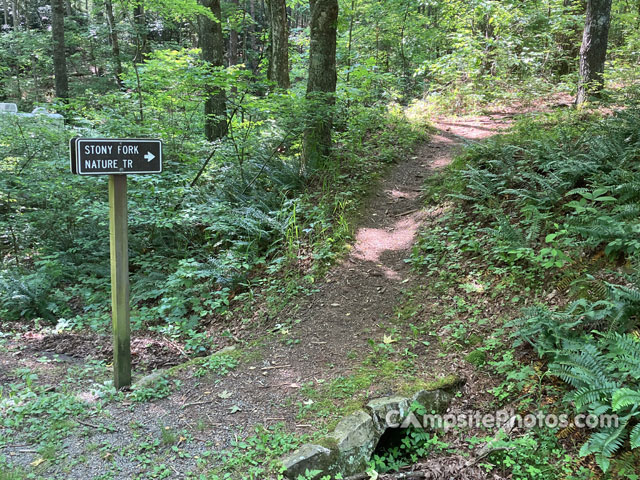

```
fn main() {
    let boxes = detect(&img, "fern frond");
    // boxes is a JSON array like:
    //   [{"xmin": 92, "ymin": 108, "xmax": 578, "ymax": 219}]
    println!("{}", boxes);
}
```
[
  {"xmin": 580, "ymin": 422, "xmax": 628, "ymax": 461},
  {"xmin": 630, "ymin": 423, "xmax": 640, "ymax": 449},
  {"xmin": 611, "ymin": 388, "xmax": 640, "ymax": 412},
  {"xmin": 573, "ymin": 385, "xmax": 619, "ymax": 410}
]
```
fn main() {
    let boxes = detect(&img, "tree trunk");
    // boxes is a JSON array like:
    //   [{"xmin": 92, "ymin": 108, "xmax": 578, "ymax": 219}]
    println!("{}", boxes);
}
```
[
  {"xmin": 345, "ymin": 0, "xmax": 356, "ymax": 84},
  {"xmin": 247, "ymin": 0, "xmax": 256, "ymax": 71},
  {"xmin": 23, "ymin": 0, "xmax": 29, "ymax": 29},
  {"xmin": 302, "ymin": 0, "xmax": 338, "ymax": 170},
  {"xmin": 133, "ymin": 2, "xmax": 148, "ymax": 63},
  {"xmin": 229, "ymin": 0, "xmax": 239, "ymax": 66},
  {"xmin": 51, "ymin": 0, "xmax": 69, "ymax": 99},
  {"xmin": 104, "ymin": 0, "xmax": 124, "ymax": 88},
  {"xmin": 266, "ymin": 0, "xmax": 290, "ymax": 88},
  {"xmin": 3, "ymin": 0, "xmax": 8, "ymax": 26},
  {"xmin": 199, "ymin": 0, "xmax": 228, "ymax": 140},
  {"xmin": 12, "ymin": 0, "xmax": 18, "ymax": 28},
  {"xmin": 554, "ymin": 0, "xmax": 585, "ymax": 76},
  {"xmin": 576, "ymin": 0, "xmax": 612, "ymax": 104}
]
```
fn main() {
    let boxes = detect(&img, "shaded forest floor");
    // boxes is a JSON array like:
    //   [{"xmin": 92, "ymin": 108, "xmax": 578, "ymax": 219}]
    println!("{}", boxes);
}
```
[{"xmin": 2, "ymin": 107, "xmax": 560, "ymax": 480}]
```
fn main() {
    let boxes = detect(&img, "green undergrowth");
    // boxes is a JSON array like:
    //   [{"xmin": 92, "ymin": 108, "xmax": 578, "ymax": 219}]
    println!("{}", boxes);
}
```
[
  {"xmin": 0, "ymin": 101, "xmax": 427, "ymax": 480},
  {"xmin": 208, "ymin": 424, "xmax": 306, "ymax": 480},
  {"xmin": 0, "ymin": 359, "xmax": 115, "ymax": 477},
  {"xmin": 408, "ymin": 99, "xmax": 640, "ymax": 477},
  {"xmin": 0, "ymin": 100, "xmax": 427, "ymax": 354}
]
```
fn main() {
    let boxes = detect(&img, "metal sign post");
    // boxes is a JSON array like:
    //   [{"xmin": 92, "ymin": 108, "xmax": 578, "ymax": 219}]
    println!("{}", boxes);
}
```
[{"xmin": 70, "ymin": 138, "xmax": 163, "ymax": 389}]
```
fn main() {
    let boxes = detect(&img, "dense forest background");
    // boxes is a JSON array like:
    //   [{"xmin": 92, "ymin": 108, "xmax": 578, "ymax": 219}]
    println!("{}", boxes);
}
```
[
  {"xmin": 3, "ymin": 1, "xmax": 640, "ymax": 477},
  {"xmin": 3, "ymin": 0, "xmax": 639, "ymax": 339}
]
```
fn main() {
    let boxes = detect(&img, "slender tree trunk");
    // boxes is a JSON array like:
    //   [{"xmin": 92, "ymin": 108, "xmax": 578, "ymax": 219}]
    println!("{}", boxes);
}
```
[
  {"xmin": 31, "ymin": 54, "xmax": 39, "ymax": 101},
  {"xmin": 248, "ymin": 0, "xmax": 256, "ymax": 71},
  {"xmin": 229, "ymin": 0, "xmax": 239, "ymax": 66},
  {"xmin": 576, "ymin": 0, "xmax": 612, "ymax": 104},
  {"xmin": 375, "ymin": 21, "xmax": 379, "ymax": 65},
  {"xmin": 199, "ymin": 0, "xmax": 227, "ymax": 140},
  {"xmin": 399, "ymin": 0, "xmax": 409, "ymax": 82},
  {"xmin": 554, "ymin": 0, "xmax": 585, "ymax": 75},
  {"xmin": 3, "ymin": 0, "xmax": 8, "ymax": 26},
  {"xmin": 133, "ymin": 2, "xmax": 148, "ymax": 63},
  {"xmin": 266, "ymin": 0, "xmax": 290, "ymax": 88},
  {"xmin": 23, "ymin": 0, "xmax": 28, "ymax": 30},
  {"xmin": 104, "ymin": 0, "xmax": 124, "ymax": 88},
  {"xmin": 345, "ymin": 0, "xmax": 356, "ymax": 84},
  {"xmin": 241, "ymin": 0, "xmax": 247, "ymax": 65},
  {"xmin": 51, "ymin": 0, "xmax": 69, "ymax": 99},
  {"xmin": 12, "ymin": 0, "xmax": 18, "ymax": 28},
  {"xmin": 302, "ymin": 0, "xmax": 338, "ymax": 170}
]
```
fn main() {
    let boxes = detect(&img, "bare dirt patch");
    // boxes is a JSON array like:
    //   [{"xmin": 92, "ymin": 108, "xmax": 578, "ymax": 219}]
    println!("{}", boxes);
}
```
[{"xmin": 17, "ymin": 331, "xmax": 187, "ymax": 371}]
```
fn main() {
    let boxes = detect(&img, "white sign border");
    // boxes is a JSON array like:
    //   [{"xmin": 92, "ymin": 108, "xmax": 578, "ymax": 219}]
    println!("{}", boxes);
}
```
[{"xmin": 75, "ymin": 138, "xmax": 163, "ymax": 175}]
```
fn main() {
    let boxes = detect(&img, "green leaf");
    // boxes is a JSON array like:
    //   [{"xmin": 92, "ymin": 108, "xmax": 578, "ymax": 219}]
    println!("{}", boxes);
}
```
[
  {"xmin": 630, "ymin": 424, "xmax": 640, "ymax": 449},
  {"xmin": 612, "ymin": 388, "xmax": 640, "ymax": 412}
]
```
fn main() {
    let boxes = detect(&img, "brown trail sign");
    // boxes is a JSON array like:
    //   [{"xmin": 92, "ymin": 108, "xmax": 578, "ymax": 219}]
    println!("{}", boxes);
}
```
[
  {"xmin": 70, "ymin": 138, "xmax": 162, "ymax": 175},
  {"xmin": 70, "ymin": 138, "xmax": 163, "ymax": 388}
]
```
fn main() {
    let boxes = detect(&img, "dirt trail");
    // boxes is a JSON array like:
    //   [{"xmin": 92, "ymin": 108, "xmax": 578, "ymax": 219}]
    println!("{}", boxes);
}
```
[
  {"xmin": 2, "ymin": 114, "xmax": 514, "ymax": 479},
  {"xmin": 265, "ymin": 114, "xmax": 514, "ymax": 381}
]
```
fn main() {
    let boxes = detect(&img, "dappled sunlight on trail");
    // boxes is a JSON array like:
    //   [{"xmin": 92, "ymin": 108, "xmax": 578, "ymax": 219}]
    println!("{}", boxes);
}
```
[{"xmin": 348, "ymin": 114, "xmax": 511, "ymax": 280}]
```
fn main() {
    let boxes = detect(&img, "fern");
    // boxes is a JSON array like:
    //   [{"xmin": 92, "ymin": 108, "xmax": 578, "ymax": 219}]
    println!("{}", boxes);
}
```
[
  {"xmin": 0, "ymin": 270, "xmax": 57, "ymax": 321},
  {"xmin": 580, "ymin": 422, "xmax": 629, "ymax": 472},
  {"xmin": 610, "ymin": 449, "xmax": 640, "ymax": 478},
  {"xmin": 630, "ymin": 424, "xmax": 640, "ymax": 449},
  {"xmin": 611, "ymin": 388, "xmax": 640, "ymax": 412}
]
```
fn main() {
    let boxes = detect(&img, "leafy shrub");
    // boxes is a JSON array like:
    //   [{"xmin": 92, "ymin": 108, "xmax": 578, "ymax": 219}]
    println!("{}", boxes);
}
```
[
  {"xmin": 469, "ymin": 429, "xmax": 579, "ymax": 480},
  {"xmin": 0, "ymin": 270, "xmax": 61, "ymax": 322}
]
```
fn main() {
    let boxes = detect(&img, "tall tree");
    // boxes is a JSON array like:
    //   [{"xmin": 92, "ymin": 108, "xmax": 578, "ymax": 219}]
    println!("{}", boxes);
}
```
[
  {"xmin": 302, "ymin": 0, "xmax": 337, "ymax": 169},
  {"xmin": 576, "ymin": 0, "xmax": 612, "ymax": 104},
  {"xmin": 104, "ymin": 0, "xmax": 124, "ymax": 88},
  {"xmin": 199, "ymin": 0, "xmax": 227, "ymax": 140},
  {"xmin": 266, "ymin": 0, "xmax": 289, "ymax": 88},
  {"xmin": 12, "ymin": 0, "xmax": 18, "ymax": 28},
  {"xmin": 228, "ymin": 0, "xmax": 239, "ymax": 66},
  {"xmin": 133, "ymin": 1, "xmax": 148, "ymax": 63},
  {"xmin": 51, "ymin": 0, "xmax": 69, "ymax": 99}
]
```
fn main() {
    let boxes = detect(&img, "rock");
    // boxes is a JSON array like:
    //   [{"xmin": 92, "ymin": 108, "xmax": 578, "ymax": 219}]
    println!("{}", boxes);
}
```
[
  {"xmin": 326, "ymin": 410, "xmax": 379, "ymax": 476},
  {"xmin": 167, "ymin": 345, "xmax": 237, "ymax": 375},
  {"xmin": 280, "ymin": 379, "xmax": 465, "ymax": 479},
  {"xmin": 366, "ymin": 396, "xmax": 410, "ymax": 433},
  {"xmin": 412, "ymin": 388, "xmax": 454, "ymax": 415},
  {"xmin": 465, "ymin": 349, "xmax": 487, "ymax": 366},
  {"xmin": 282, "ymin": 444, "xmax": 333, "ymax": 480},
  {"xmin": 133, "ymin": 370, "xmax": 165, "ymax": 389},
  {"xmin": 0, "ymin": 103, "xmax": 17, "ymax": 113}
]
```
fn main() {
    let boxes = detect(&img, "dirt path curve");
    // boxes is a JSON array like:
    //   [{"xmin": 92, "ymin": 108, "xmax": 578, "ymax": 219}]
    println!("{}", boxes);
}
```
[
  {"xmin": 263, "ymin": 114, "xmax": 514, "ymax": 381},
  {"xmin": 4, "ymin": 114, "xmax": 514, "ymax": 480}
]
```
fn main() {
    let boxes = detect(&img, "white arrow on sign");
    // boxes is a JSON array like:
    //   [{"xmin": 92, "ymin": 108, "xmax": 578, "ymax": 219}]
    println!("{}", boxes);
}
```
[{"xmin": 144, "ymin": 151, "xmax": 155, "ymax": 162}]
